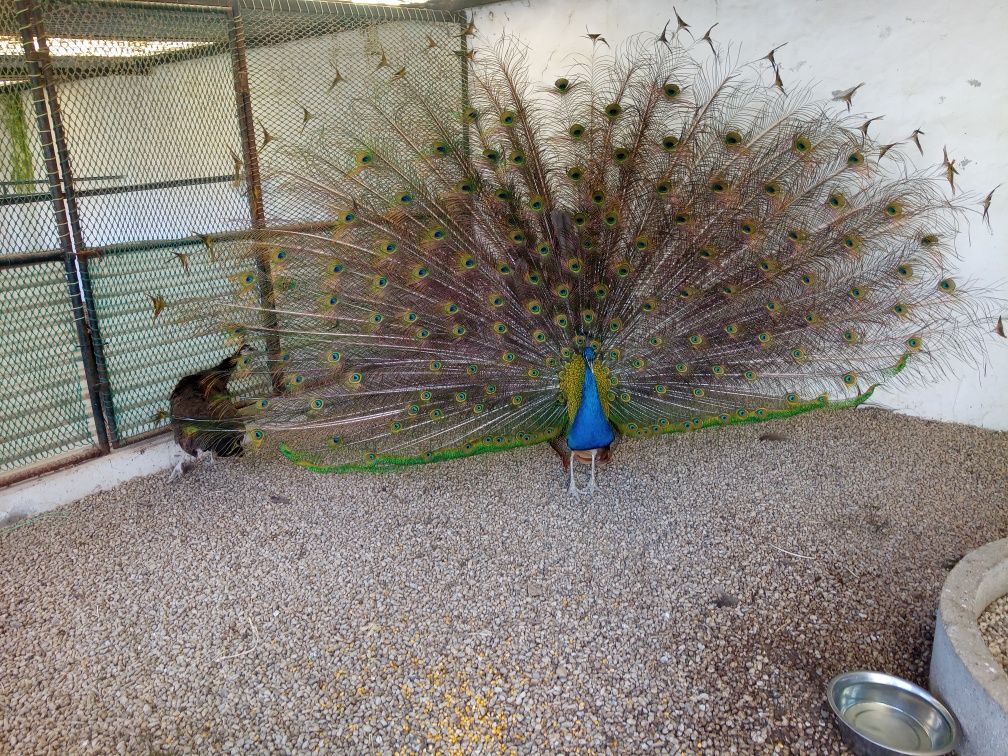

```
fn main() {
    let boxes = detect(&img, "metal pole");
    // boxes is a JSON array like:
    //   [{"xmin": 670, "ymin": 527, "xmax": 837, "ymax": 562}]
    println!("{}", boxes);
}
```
[
  {"xmin": 23, "ymin": 0, "xmax": 121, "ymax": 445},
  {"xmin": 13, "ymin": 0, "xmax": 111, "ymax": 453},
  {"xmin": 227, "ymin": 0, "xmax": 284, "ymax": 393}
]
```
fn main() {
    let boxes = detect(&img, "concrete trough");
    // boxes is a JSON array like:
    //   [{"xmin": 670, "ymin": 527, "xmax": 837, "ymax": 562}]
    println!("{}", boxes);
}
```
[{"xmin": 930, "ymin": 538, "xmax": 1008, "ymax": 755}]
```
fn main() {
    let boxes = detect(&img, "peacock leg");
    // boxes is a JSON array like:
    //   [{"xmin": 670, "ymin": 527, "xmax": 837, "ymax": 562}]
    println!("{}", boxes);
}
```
[
  {"xmin": 567, "ymin": 452, "xmax": 581, "ymax": 498},
  {"xmin": 168, "ymin": 455, "xmax": 187, "ymax": 482},
  {"xmin": 196, "ymin": 448, "xmax": 216, "ymax": 468},
  {"xmin": 586, "ymin": 450, "xmax": 598, "ymax": 495}
]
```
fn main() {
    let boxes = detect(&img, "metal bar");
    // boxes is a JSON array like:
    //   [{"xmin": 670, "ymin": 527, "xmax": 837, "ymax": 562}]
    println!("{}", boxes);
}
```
[
  {"xmin": 0, "ymin": 173, "xmax": 234, "ymax": 207},
  {"xmin": 77, "ymin": 218, "xmax": 340, "ymax": 258},
  {"xmin": 460, "ymin": 14, "xmax": 470, "ymax": 155},
  {"xmin": 227, "ymin": 0, "xmax": 284, "ymax": 393},
  {"xmin": 25, "ymin": 1, "xmax": 121, "ymax": 447},
  {"xmin": 13, "ymin": 0, "xmax": 110, "ymax": 454},
  {"xmin": 0, "ymin": 250, "xmax": 65, "ymax": 269}
]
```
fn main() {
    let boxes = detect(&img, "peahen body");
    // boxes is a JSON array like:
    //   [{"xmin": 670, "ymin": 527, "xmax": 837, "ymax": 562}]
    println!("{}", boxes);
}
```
[
  {"xmin": 168, "ymin": 346, "xmax": 250, "ymax": 480},
  {"xmin": 194, "ymin": 24, "xmax": 997, "ymax": 495}
]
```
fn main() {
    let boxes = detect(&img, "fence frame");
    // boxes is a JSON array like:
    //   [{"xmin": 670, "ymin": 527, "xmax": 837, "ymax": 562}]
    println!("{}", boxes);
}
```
[{"xmin": 1, "ymin": 0, "xmax": 468, "ymax": 484}]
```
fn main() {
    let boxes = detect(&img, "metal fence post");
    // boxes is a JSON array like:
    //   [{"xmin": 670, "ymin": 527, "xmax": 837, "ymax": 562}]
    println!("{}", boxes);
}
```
[
  {"xmin": 14, "ymin": 0, "xmax": 111, "ymax": 452},
  {"xmin": 227, "ymin": 0, "xmax": 284, "ymax": 394}
]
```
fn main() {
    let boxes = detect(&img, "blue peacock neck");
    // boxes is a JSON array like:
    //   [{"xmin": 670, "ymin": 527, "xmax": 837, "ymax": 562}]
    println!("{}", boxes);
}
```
[{"xmin": 566, "ymin": 347, "xmax": 616, "ymax": 451}]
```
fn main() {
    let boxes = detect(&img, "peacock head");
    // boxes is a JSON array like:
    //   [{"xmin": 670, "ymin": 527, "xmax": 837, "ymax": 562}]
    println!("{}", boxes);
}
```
[{"xmin": 583, "ymin": 346, "xmax": 596, "ymax": 362}]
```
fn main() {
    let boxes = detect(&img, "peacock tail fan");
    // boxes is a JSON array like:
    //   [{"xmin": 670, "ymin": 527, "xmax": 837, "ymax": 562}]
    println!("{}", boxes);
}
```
[{"xmin": 194, "ymin": 31, "xmax": 998, "ymax": 473}]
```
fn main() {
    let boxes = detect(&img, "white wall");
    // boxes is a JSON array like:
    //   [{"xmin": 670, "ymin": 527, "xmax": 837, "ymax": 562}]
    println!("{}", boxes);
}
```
[{"xmin": 472, "ymin": 0, "xmax": 1008, "ymax": 430}]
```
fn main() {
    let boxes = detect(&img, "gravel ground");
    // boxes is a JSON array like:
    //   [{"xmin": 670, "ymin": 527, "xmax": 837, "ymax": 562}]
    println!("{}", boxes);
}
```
[
  {"xmin": 2, "ymin": 408, "xmax": 1006, "ymax": 755},
  {"xmin": 980, "ymin": 594, "xmax": 1008, "ymax": 676}
]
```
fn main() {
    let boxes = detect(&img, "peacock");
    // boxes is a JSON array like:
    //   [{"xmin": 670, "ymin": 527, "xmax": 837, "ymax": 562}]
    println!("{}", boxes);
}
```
[
  {"xmin": 168, "ymin": 345, "xmax": 251, "ymax": 481},
  {"xmin": 190, "ymin": 22, "xmax": 999, "ymax": 496}
]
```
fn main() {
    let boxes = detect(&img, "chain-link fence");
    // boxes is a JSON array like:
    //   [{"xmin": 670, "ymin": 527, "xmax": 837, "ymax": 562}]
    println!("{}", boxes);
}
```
[{"xmin": 0, "ymin": 0, "xmax": 465, "ymax": 484}]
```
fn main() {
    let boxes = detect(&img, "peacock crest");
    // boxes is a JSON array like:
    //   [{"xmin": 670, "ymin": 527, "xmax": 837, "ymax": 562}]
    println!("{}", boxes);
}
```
[{"xmin": 193, "ymin": 25, "xmax": 999, "ymax": 489}]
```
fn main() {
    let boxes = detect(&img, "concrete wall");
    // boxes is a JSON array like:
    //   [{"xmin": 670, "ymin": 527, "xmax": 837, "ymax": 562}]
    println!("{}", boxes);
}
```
[{"xmin": 471, "ymin": 0, "xmax": 1008, "ymax": 430}]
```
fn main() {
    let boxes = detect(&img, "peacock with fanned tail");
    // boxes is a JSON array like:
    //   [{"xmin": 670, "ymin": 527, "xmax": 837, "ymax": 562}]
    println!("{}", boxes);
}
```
[{"xmin": 190, "ymin": 23, "xmax": 1000, "ymax": 495}]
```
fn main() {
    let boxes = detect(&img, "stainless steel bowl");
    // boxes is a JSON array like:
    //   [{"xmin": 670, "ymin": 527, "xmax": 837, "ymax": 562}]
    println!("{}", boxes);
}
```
[{"xmin": 826, "ymin": 671, "xmax": 960, "ymax": 756}]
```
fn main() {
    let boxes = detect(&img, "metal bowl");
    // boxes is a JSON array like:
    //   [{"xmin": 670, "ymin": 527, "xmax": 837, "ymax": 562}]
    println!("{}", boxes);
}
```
[{"xmin": 826, "ymin": 671, "xmax": 960, "ymax": 756}]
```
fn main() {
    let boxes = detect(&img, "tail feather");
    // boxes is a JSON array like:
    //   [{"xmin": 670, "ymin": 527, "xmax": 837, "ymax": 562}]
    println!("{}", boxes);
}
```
[{"xmin": 189, "ymin": 30, "xmax": 997, "ymax": 471}]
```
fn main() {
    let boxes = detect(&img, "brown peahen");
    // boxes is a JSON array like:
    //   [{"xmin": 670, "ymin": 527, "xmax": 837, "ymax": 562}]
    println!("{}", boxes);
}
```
[
  {"xmin": 192, "ymin": 26, "xmax": 999, "ymax": 495},
  {"xmin": 168, "ymin": 345, "xmax": 251, "ymax": 481}
]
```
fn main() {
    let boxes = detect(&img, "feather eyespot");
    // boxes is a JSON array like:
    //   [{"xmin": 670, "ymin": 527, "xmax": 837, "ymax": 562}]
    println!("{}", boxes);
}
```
[
  {"xmin": 793, "ymin": 135, "xmax": 811, "ymax": 152},
  {"xmin": 939, "ymin": 278, "xmax": 956, "ymax": 292},
  {"xmin": 568, "ymin": 123, "xmax": 585, "ymax": 139},
  {"xmin": 661, "ymin": 135, "xmax": 680, "ymax": 152},
  {"xmin": 613, "ymin": 148, "xmax": 630, "ymax": 163},
  {"xmin": 842, "ymin": 371, "xmax": 858, "ymax": 386},
  {"xmin": 605, "ymin": 102, "xmax": 622, "ymax": 118},
  {"xmin": 663, "ymin": 82, "xmax": 682, "ymax": 99},
  {"xmin": 724, "ymin": 130, "xmax": 743, "ymax": 146},
  {"xmin": 828, "ymin": 192, "xmax": 846, "ymax": 209},
  {"xmin": 554, "ymin": 77, "xmax": 570, "ymax": 92},
  {"xmin": 499, "ymin": 110, "xmax": 517, "ymax": 125},
  {"xmin": 906, "ymin": 336, "xmax": 922, "ymax": 351}
]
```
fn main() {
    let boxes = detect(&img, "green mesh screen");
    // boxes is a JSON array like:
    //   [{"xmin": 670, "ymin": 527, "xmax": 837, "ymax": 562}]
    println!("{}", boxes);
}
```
[
  {"xmin": 0, "ymin": 0, "xmax": 465, "ymax": 478},
  {"xmin": 0, "ymin": 260, "xmax": 97, "ymax": 476}
]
